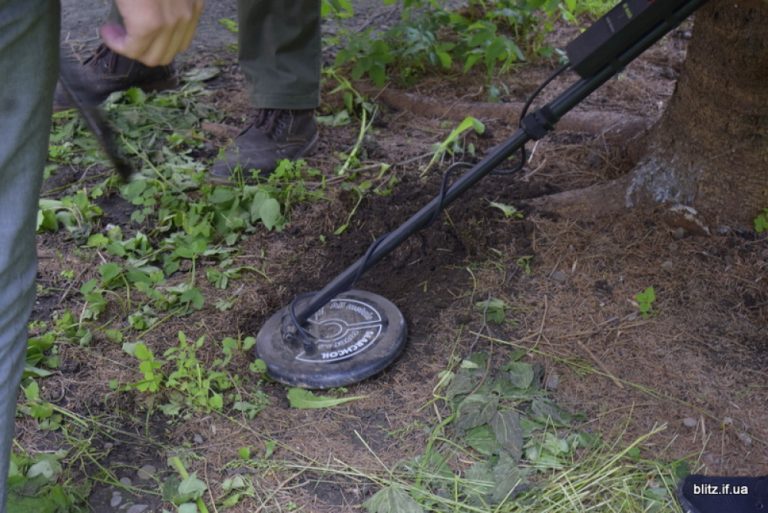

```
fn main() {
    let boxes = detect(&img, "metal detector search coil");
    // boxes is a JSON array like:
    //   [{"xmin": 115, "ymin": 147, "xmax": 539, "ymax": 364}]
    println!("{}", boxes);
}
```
[{"xmin": 255, "ymin": 290, "xmax": 406, "ymax": 389}]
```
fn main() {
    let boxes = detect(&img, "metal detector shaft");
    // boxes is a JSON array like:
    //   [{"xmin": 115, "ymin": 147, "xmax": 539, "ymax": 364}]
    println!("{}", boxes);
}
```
[{"xmin": 293, "ymin": 0, "xmax": 707, "ymax": 325}]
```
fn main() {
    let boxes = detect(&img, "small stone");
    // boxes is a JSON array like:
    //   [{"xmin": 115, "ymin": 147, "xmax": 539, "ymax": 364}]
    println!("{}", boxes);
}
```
[
  {"xmin": 551, "ymin": 271, "xmax": 567, "ymax": 284},
  {"xmin": 668, "ymin": 242, "xmax": 679, "ymax": 252},
  {"xmin": 738, "ymin": 432, "xmax": 752, "ymax": 446},
  {"xmin": 119, "ymin": 477, "xmax": 132, "ymax": 487},
  {"xmin": 193, "ymin": 433, "xmax": 204, "ymax": 444},
  {"xmin": 702, "ymin": 452, "xmax": 721, "ymax": 467},
  {"xmin": 136, "ymin": 464, "xmax": 156, "ymax": 481},
  {"xmin": 127, "ymin": 505, "xmax": 149, "ymax": 513},
  {"xmin": 545, "ymin": 373, "xmax": 560, "ymax": 391},
  {"xmin": 723, "ymin": 416, "xmax": 734, "ymax": 426},
  {"xmin": 672, "ymin": 227, "xmax": 686, "ymax": 240},
  {"xmin": 661, "ymin": 260, "xmax": 674, "ymax": 272},
  {"xmin": 110, "ymin": 492, "xmax": 123, "ymax": 508},
  {"xmin": 682, "ymin": 417, "xmax": 697, "ymax": 428},
  {"xmin": 659, "ymin": 67, "xmax": 677, "ymax": 80},
  {"xmin": 104, "ymin": 442, "xmax": 114, "ymax": 450}
]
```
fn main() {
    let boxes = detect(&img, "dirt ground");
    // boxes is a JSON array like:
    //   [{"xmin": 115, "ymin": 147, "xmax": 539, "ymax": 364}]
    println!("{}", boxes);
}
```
[{"xmin": 24, "ymin": 3, "xmax": 768, "ymax": 513}]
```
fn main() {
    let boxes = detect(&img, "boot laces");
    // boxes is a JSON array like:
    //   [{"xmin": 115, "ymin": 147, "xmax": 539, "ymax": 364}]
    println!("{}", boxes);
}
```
[{"xmin": 253, "ymin": 109, "xmax": 292, "ymax": 138}]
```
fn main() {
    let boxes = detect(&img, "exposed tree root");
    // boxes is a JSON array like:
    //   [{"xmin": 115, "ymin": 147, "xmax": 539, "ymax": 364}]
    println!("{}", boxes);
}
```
[
  {"xmin": 524, "ymin": 174, "xmax": 632, "ymax": 220},
  {"xmin": 361, "ymin": 84, "xmax": 651, "ymax": 143}
]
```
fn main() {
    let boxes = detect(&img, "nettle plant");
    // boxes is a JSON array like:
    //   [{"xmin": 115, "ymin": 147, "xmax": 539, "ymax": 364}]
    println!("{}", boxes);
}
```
[{"xmin": 333, "ymin": 0, "xmax": 607, "ymax": 86}]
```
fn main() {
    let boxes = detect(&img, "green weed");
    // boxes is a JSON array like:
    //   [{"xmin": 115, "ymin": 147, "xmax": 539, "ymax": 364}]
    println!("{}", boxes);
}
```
[
  {"xmin": 333, "ymin": 0, "xmax": 583, "ymax": 87},
  {"xmin": 121, "ymin": 332, "xmax": 268, "ymax": 418},
  {"xmin": 634, "ymin": 286, "xmax": 656, "ymax": 319},
  {"xmin": 7, "ymin": 450, "xmax": 89, "ymax": 513},
  {"xmin": 489, "ymin": 201, "xmax": 524, "ymax": 219},
  {"xmin": 754, "ymin": 208, "xmax": 768, "ymax": 233},
  {"xmin": 422, "ymin": 117, "xmax": 485, "ymax": 176},
  {"xmin": 475, "ymin": 297, "xmax": 509, "ymax": 324}
]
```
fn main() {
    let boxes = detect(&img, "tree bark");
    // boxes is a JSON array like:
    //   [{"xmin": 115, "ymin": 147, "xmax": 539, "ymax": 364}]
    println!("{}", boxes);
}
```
[{"xmin": 536, "ymin": 0, "xmax": 768, "ymax": 230}]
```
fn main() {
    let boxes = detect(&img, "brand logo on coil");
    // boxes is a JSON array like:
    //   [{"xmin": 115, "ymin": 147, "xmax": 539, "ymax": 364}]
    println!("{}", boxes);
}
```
[{"xmin": 295, "ymin": 298, "xmax": 385, "ymax": 363}]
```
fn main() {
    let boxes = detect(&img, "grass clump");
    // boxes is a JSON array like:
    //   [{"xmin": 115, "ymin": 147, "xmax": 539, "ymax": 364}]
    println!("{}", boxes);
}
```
[{"xmin": 354, "ymin": 351, "xmax": 689, "ymax": 513}]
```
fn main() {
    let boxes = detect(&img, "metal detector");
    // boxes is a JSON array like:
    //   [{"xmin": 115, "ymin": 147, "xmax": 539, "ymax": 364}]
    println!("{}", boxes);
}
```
[{"xmin": 255, "ymin": 0, "xmax": 710, "ymax": 388}]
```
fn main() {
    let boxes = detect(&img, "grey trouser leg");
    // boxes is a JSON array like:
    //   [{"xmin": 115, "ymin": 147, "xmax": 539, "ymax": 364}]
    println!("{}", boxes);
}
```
[
  {"xmin": 0, "ymin": 0, "xmax": 59, "ymax": 509},
  {"xmin": 237, "ymin": 0, "xmax": 321, "ymax": 110}
]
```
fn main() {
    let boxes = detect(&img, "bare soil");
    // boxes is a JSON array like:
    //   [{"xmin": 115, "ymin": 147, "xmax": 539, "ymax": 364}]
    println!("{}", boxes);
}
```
[{"xmin": 21, "ymin": 5, "xmax": 768, "ymax": 513}]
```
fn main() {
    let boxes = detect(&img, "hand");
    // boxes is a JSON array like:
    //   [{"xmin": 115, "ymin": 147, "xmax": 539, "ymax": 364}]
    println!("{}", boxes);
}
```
[{"xmin": 100, "ymin": 0, "xmax": 204, "ymax": 67}]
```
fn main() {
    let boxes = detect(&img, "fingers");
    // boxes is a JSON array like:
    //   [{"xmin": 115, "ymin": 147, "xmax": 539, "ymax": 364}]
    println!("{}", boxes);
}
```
[
  {"xmin": 181, "ymin": 0, "xmax": 204, "ymax": 52},
  {"xmin": 102, "ymin": 0, "xmax": 204, "ymax": 67}
]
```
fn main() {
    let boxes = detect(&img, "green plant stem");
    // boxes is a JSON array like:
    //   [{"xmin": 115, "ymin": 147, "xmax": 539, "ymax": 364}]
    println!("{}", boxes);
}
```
[
  {"xmin": 168, "ymin": 456, "xmax": 210, "ymax": 513},
  {"xmin": 336, "ymin": 106, "xmax": 374, "ymax": 176}
]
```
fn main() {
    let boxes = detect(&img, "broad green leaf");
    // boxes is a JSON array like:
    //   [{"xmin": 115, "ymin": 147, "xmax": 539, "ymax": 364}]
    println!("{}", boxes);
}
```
[
  {"xmin": 208, "ymin": 393, "xmax": 223, "ymax": 410},
  {"xmin": 489, "ymin": 202, "xmax": 523, "ymax": 219},
  {"xmin": 27, "ymin": 459, "xmax": 61, "ymax": 481},
  {"xmin": 364, "ymin": 486, "xmax": 424, "ymax": 513},
  {"xmin": 7, "ymin": 460, "xmax": 19, "ymax": 478},
  {"xmin": 222, "ymin": 474, "xmax": 248, "ymax": 491},
  {"xmin": 461, "ymin": 352, "xmax": 488, "ymax": 369},
  {"xmin": 754, "ymin": 209, "xmax": 768, "ymax": 233},
  {"xmin": 249, "ymin": 359, "xmax": 267, "ymax": 374},
  {"xmin": 159, "ymin": 403, "xmax": 182, "ymax": 416},
  {"xmin": 541, "ymin": 432, "xmax": 570, "ymax": 455},
  {"xmin": 178, "ymin": 503, "xmax": 198, "ymax": 513},
  {"xmin": 465, "ymin": 424, "xmax": 499, "ymax": 456},
  {"xmin": 505, "ymin": 362, "xmax": 534, "ymax": 389},
  {"xmin": 124, "ymin": 87, "xmax": 146, "ymax": 105},
  {"xmin": 29, "ymin": 402, "xmax": 54, "ymax": 420},
  {"xmin": 436, "ymin": 49, "xmax": 452, "ymax": 68},
  {"xmin": 126, "ymin": 342, "xmax": 154, "ymax": 362},
  {"xmin": 23, "ymin": 381, "xmax": 40, "ymax": 401},
  {"xmin": 445, "ymin": 369, "xmax": 475, "ymax": 400},
  {"xmin": 99, "ymin": 262, "xmax": 122, "ymax": 285},
  {"xmin": 177, "ymin": 473, "xmax": 207, "ymax": 501},
  {"xmin": 242, "ymin": 336, "xmax": 257, "ymax": 351},
  {"xmin": 475, "ymin": 298, "xmax": 507, "ymax": 324},
  {"xmin": 411, "ymin": 449, "xmax": 452, "ymax": 484},
  {"xmin": 531, "ymin": 398, "xmax": 573, "ymax": 427},
  {"xmin": 457, "ymin": 116, "xmax": 485, "ymax": 135},
  {"xmin": 491, "ymin": 452, "xmax": 526, "ymax": 503},
  {"xmin": 209, "ymin": 187, "xmax": 236, "ymax": 205},
  {"xmin": 37, "ymin": 209, "xmax": 59, "ymax": 232},
  {"xmin": 490, "ymin": 411, "xmax": 524, "ymax": 462},
  {"xmin": 23, "ymin": 365, "xmax": 53, "ymax": 379},
  {"xmin": 455, "ymin": 393, "xmax": 498, "ymax": 433},
  {"xmin": 180, "ymin": 287, "xmax": 205, "ymax": 310},
  {"xmin": 286, "ymin": 388, "xmax": 365, "ymax": 409},
  {"xmin": 463, "ymin": 461, "xmax": 494, "ymax": 503},
  {"xmin": 248, "ymin": 191, "xmax": 268, "ymax": 222},
  {"xmin": 259, "ymin": 198, "xmax": 282, "ymax": 230}
]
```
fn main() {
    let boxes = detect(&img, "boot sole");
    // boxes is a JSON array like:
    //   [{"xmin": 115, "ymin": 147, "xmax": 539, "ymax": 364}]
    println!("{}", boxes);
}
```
[{"xmin": 206, "ymin": 130, "xmax": 320, "ymax": 186}]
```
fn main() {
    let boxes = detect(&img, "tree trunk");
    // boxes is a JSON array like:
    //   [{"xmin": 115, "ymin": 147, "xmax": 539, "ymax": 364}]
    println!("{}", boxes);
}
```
[
  {"xmin": 625, "ymin": 0, "xmax": 768, "ymax": 229},
  {"xmin": 534, "ymin": 0, "xmax": 768, "ymax": 230}
]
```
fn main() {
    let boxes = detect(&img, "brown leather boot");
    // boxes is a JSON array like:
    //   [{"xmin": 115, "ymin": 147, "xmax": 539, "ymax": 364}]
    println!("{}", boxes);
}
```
[
  {"xmin": 207, "ymin": 109, "xmax": 319, "ymax": 184},
  {"xmin": 54, "ymin": 44, "xmax": 177, "ymax": 111}
]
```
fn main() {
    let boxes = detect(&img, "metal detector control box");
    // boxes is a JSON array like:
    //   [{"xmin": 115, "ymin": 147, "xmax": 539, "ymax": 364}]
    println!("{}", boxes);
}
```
[{"xmin": 566, "ymin": 0, "xmax": 692, "ymax": 78}]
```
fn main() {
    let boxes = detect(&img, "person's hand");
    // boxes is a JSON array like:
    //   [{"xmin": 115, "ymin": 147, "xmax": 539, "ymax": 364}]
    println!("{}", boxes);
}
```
[{"xmin": 100, "ymin": 0, "xmax": 204, "ymax": 67}]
